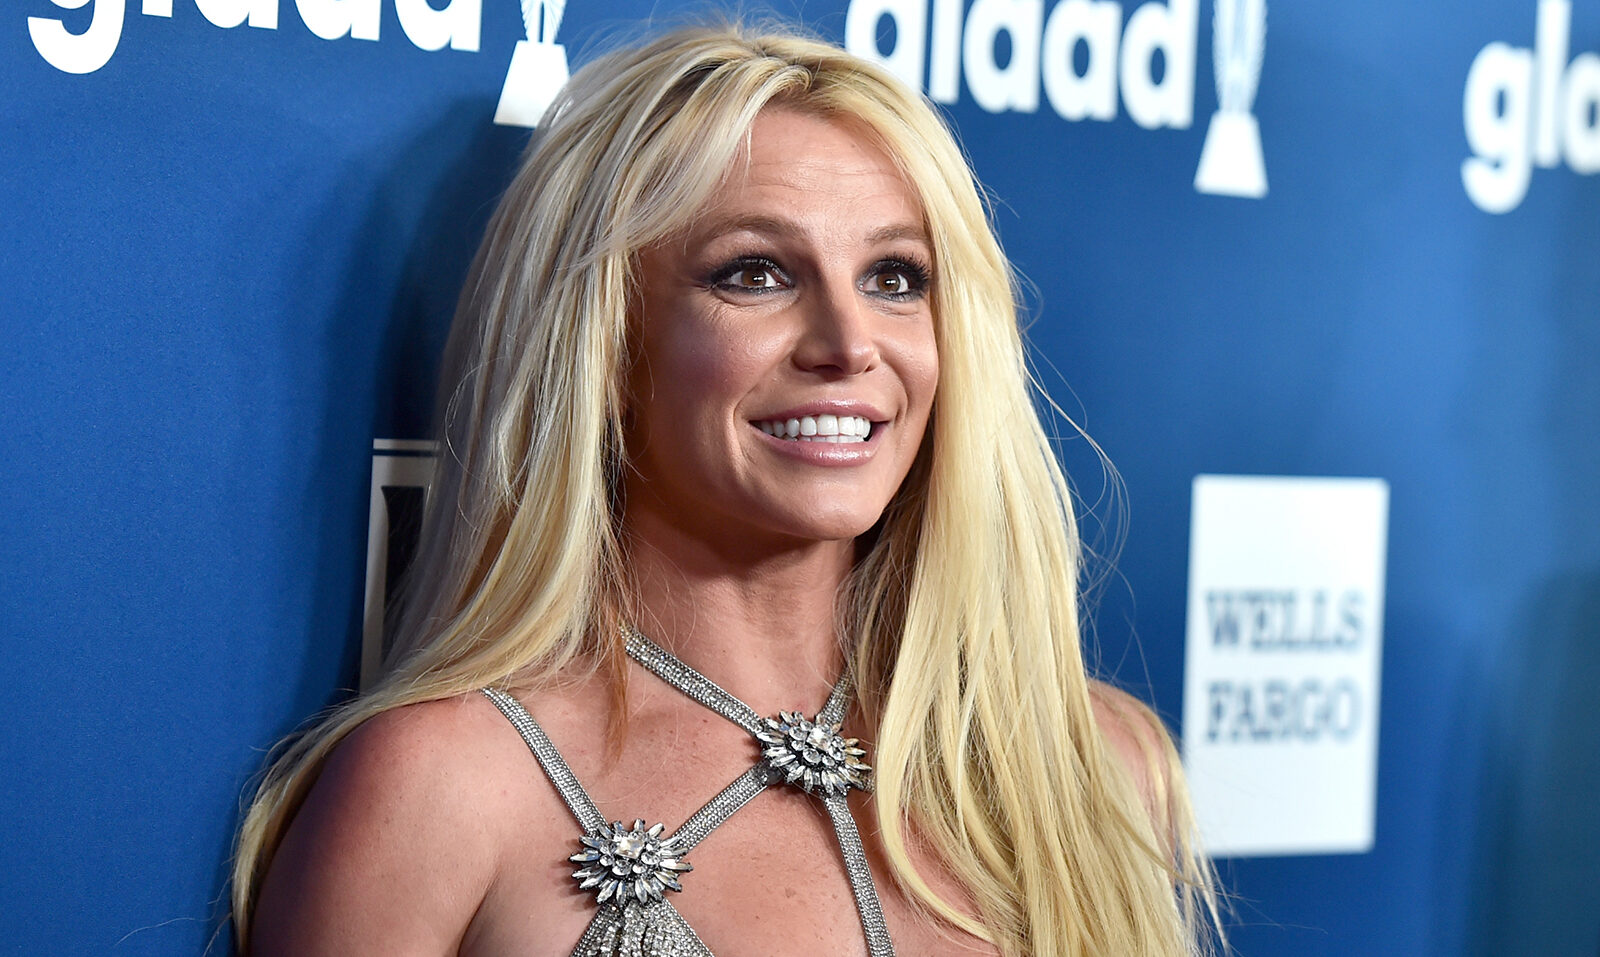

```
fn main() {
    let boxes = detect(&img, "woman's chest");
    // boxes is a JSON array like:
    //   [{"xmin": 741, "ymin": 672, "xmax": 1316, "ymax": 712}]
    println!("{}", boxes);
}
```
[{"xmin": 460, "ymin": 786, "xmax": 997, "ymax": 957}]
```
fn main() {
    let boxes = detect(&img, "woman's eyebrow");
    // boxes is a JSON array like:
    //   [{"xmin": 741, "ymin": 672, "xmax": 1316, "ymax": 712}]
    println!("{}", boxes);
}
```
[
  {"xmin": 694, "ymin": 214, "xmax": 801, "ymax": 241},
  {"xmin": 863, "ymin": 223, "xmax": 930, "ymax": 246},
  {"xmin": 693, "ymin": 215, "xmax": 929, "ymax": 246}
]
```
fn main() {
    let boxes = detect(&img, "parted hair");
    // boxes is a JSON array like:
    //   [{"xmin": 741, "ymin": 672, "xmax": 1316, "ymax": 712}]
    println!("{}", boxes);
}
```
[{"xmin": 232, "ymin": 22, "xmax": 1219, "ymax": 956}]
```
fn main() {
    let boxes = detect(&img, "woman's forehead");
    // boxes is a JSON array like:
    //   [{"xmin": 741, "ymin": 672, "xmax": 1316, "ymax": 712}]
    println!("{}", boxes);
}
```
[{"xmin": 668, "ymin": 107, "xmax": 930, "ymax": 246}]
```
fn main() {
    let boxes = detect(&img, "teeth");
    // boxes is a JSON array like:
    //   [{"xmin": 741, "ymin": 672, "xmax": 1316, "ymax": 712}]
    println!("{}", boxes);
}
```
[{"xmin": 755, "ymin": 415, "xmax": 872, "ymax": 443}]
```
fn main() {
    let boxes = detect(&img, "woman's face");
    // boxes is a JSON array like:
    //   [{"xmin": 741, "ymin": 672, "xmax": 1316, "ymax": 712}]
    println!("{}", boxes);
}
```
[{"xmin": 625, "ymin": 106, "xmax": 938, "ymax": 551}]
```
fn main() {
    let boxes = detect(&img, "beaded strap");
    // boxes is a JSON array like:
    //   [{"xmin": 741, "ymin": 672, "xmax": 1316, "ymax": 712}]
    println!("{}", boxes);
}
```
[
  {"xmin": 624, "ymin": 631, "xmax": 765, "ymax": 734},
  {"xmin": 485, "ymin": 631, "xmax": 897, "ymax": 957},
  {"xmin": 669, "ymin": 764, "xmax": 770, "ymax": 853},
  {"xmin": 624, "ymin": 627, "xmax": 855, "ymax": 732},
  {"xmin": 622, "ymin": 626, "xmax": 896, "ymax": 957},
  {"xmin": 573, "ymin": 898, "xmax": 714, "ymax": 957},
  {"xmin": 483, "ymin": 687, "xmax": 606, "ymax": 834},
  {"xmin": 481, "ymin": 688, "xmax": 770, "ymax": 856},
  {"xmin": 824, "ymin": 795, "xmax": 895, "ymax": 957}
]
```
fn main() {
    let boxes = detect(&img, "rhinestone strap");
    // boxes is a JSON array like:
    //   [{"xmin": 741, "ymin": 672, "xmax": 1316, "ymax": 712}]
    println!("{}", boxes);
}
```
[
  {"xmin": 824, "ymin": 795, "xmax": 895, "ymax": 957},
  {"xmin": 574, "ymin": 899, "xmax": 715, "ymax": 957},
  {"xmin": 621, "ymin": 626, "xmax": 896, "ymax": 957},
  {"xmin": 625, "ymin": 626, "xmax": 854, "ymax": 733},
  {"xmin": 624, "ymin": 626, "xmax": 863, "ymax": 790},
  {"xmin": 483, "ymin": 687, "xmax": 606, "ymax": 834},
  {"xmin": 482, "ymin": 687, "xmax": 770, "ymax": 852},
  {"xmin": 572, "ymin": 905, "xmax": 617, "ymax": 956},
  {"xmin": 819, "ymin": 670, "xmax": 852, "ymax": 727},
  {"xmin": 624, "ymin": 628, "xmax": 765, "ymax": 734},
  {"xmin": 670, "ymin": 764, "xmax": 772, "ymax": 854}
]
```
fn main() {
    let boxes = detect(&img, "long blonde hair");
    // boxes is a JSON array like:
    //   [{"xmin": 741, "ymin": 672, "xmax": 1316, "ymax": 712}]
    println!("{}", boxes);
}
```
[{"xmin": 232, "ymin": 23, "xmax": 1219, "ymax": 956}]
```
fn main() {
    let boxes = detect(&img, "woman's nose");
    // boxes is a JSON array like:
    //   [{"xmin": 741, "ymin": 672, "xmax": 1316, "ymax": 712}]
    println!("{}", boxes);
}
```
[{"xmin": 792, "ymin": 281, "xmax": 878, "ymax": 376}]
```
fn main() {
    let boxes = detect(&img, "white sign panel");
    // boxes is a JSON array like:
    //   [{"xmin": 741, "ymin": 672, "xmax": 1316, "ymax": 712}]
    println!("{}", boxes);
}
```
[
  {"xmin": 361, "ymin": 439, "xmax": 437, "ymax": 690},
  {"xmin": 1182, "ymin": 474, "xmax": 1390, "ymax": 857}
]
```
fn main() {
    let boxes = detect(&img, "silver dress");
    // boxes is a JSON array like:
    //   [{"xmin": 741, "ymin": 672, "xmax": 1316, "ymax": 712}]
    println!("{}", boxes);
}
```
[{"xmin": 482, "ymin": 629, "xmax": 896, "ymax": 957}]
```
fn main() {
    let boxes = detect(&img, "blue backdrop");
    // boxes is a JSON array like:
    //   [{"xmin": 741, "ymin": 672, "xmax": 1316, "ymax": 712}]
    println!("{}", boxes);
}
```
[{"xmin": 3, "ymin": 0, "xmax": 1597, "ymax": 953}]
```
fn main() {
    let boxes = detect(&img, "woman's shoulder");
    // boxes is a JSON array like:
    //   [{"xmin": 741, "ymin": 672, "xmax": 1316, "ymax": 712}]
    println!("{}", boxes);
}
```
[
  {"xmin": 1088, "ymin": 680, "xmax": 1176, "ymax": 822},
  {"xmin": 309, "ymin": 692, "xmax": 539, "ymax": 834},
  {"xmin": 249, "ymin": 691, "xmax": 577, "ymax": 956}
]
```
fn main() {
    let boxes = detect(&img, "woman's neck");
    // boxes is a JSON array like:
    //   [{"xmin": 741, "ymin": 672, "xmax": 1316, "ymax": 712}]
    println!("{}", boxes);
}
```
[{"xmin": 621, "ymin": 507, "xmax": 854, "ymax": 716}]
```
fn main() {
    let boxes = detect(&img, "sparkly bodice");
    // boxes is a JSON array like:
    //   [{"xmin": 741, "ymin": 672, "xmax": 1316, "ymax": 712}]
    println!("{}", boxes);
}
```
[{"xmin": 482, "ymin": 629, "xmax": 896, "ymax": 957}]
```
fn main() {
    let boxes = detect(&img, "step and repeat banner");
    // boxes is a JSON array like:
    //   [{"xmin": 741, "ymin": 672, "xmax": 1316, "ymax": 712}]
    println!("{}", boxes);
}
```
[{"xmin": 3, "ymin": 0, "xmax": 1597, "ymax": 954}]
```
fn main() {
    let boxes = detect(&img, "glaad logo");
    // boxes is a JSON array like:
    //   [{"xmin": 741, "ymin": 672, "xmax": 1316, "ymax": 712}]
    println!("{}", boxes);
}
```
[
  {"xmin": 1193, "ymin": 0, "xmax": 1266, "ymax": 197},
  {"xmin": 1463, "ymin": 0, "xmax": 1600, "ymax": 213},
  {"xmin": 844, "ymin": 0, "xmax": 1198, "ymax": 129},
  {"xmin": 843, "ymin": 0, "xmax": 1268, "ymax": 198},
  {"xmin": 495, "ymin": 0, "xmax": 569, "ymax": 127},
  {"xmin": 27, "ymin": 0, "xmax": 480, "ymax": 74}
]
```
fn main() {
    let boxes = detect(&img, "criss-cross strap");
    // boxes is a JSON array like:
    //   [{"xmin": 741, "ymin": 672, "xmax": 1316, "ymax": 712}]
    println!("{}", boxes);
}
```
[
  {"xmin": 482, "ymin": 686, "xmax": 768, "ymax": 924},
  {"xmin": 484, "ymin": 687, "xmax": 768, "ymax": 957},
  {"xmin": 625, "ymin": 627, "xmax": 871, "ymax": 796},
  {"xmin": 670, "ymin": 764, "xmax": 771, "ymax": 854},
  {"xmin": 620, "ymin": 626, "xmax": 895, "ymax": 957},
  {"xmin": 624, "ymin": 627, "xmax": 854, "ymax": 735},
  {"xmin": 623, "ymin": 631, "xmax": 765, "ymax": 734},
  {"xmin": 482, "ymin": 689, "xmax": 770, "ymax": 854},
  {"xmin": 483, "ymin": 687, "xmax": 606, "ymax": 834},
  {"xmin": 823, "ymin": 794, "xmax": 894, "ymax": 957}
]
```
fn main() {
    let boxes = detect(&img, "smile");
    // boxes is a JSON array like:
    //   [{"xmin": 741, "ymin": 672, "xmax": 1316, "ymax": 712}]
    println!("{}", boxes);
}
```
[{"xmin": 754, "ymin": 414, "xmax": 873, "ymax": 443}]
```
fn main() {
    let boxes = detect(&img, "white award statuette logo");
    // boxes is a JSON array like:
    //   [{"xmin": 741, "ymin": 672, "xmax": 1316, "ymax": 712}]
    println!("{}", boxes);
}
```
[
  {"xmin": 495, "ymin": 0, "xmax": 569, "ymax": 128},
  {"xmin": 1194, "ymin": 0, "xmax": 1267, "ymax": 198}
]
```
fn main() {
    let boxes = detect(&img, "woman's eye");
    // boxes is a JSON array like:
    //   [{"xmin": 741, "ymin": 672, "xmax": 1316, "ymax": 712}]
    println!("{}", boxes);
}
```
[
  {"xmin": 869, "ymin": 271, "xmax": 909, "ymax": 294},
  {"xmin": 710, "ymin": 259, "xmax": 786, "ymax": 293},
  {"xmin": 862, "ymin": 261, "xmax": 929, "ymax": 297},
  {"xmin": 732, "ymin": 266, "xmax": 778, "ymax": 289}
]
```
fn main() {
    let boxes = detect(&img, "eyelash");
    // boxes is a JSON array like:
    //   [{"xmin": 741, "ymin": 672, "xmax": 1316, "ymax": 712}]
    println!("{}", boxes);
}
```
[
  {"xmin": 706, "ymin": 256, "xmax": 787, "ymax": 294},
  {"xmin": 865, "ymin": 256, "xmax": 933, "ymax": 299},
  {"xmin": 704, "ymin": 255, "xmax": 934, "ymax": 299}
]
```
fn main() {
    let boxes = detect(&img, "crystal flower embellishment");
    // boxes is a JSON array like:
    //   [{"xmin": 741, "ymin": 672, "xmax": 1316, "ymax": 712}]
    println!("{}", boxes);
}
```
[
  {"xmin": 570, "ymin": 819, "xmax": 692, "ymax": 906},
  {"xmin": 756, "ymin": 711, "xmax": 872, "ymax": 796}
]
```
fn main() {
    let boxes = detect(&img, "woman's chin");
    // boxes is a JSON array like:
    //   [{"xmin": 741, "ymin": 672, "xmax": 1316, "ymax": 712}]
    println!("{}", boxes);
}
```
[{"xmin": 752, "ymin": 506, "xmax": 887, "ymax": 549}]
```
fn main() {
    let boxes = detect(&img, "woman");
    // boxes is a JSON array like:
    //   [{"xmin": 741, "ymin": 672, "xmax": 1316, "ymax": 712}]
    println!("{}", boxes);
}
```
[{"xmin": 233, "ymin": 23, "xmax": 1220, "ymax": 957}]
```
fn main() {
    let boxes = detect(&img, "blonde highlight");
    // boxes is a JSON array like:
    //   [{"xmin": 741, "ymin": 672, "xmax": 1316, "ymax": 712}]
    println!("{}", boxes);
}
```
[{"xmin": 232, "ymin": 23, "xmax": 1220, "ymax": 956}]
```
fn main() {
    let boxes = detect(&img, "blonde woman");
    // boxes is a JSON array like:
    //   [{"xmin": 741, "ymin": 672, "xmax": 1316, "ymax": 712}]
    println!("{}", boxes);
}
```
[{"xmin": 233, "ymin": 23, "xmax": 1219, "ymax": 957}]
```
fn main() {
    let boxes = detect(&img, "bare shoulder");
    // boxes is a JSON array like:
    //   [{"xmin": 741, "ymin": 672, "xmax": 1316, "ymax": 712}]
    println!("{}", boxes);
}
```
[
  {"xmin": 250, "ymin": 693, "xmax": 540, "ymax": 957},
  {"xmin": 1088, "ymin": 681, "xmax": 1175, "ymax": 822}
]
